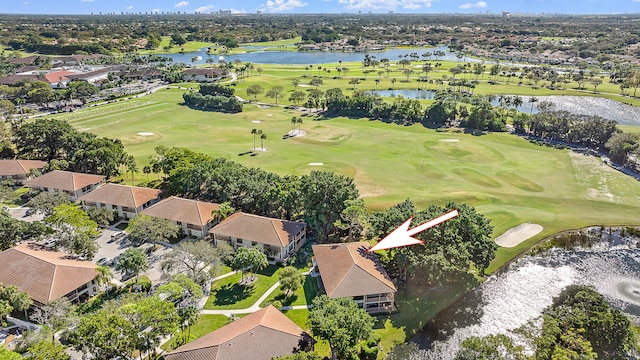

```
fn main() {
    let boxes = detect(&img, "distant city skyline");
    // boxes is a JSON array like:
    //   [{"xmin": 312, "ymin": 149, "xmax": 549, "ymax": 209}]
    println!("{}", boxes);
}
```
[{"xmin": 2, "ymin": 0, "xmax": 640, "ymax": 15}]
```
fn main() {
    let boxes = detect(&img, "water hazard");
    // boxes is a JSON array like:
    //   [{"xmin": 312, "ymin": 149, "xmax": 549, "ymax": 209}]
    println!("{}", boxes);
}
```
[{"xmin": 389, "ymin": 228, "xmax": 640, "ymax": 359}]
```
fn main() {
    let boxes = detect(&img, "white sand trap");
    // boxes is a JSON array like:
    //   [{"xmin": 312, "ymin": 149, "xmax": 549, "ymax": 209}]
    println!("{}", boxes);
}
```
[
  {"xmin": 252, "ymin": 148, "xmax": 267, "ymax": 152},
  {"xmin": 288, "ymin": 129, "xmax": 307, "ymax": 137},
  {"xmin": 298, "ymin": 84, "xmax": 311, "ymax": 87},
  {"xmin": 137, "ymin": 132, "xmax": 155, "ymax": 136},
  {"xmin": 251, "ymin": 120, "xmax": 262, "ymax": 123},
  {"xmin": 308, "ymin": 162, "xmax": 324, "ymax": 166},
  {"xmin": 266, "ymin": 114, "xmax": 273, "ymax": 117},
  {"xmin": 440, "ymin": 139, "xmax": 460, "ymax": 142},
  {"xmin": 495, "ymin": 223, "xmax": 544, "ymax": 247}
]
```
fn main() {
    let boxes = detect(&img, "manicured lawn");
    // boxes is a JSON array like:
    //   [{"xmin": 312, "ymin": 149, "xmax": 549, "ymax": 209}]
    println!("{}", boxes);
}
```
[
  {"xmin": 204, "ymin": 265, "xmax": 282, "ymax": 310},
  {"xmin": 260, "ymin": 274, "xmax": 318, "ymax": 307},
  {"xmin": 161, "ymin": 314, "xmax": 230, "ymax": 352}
]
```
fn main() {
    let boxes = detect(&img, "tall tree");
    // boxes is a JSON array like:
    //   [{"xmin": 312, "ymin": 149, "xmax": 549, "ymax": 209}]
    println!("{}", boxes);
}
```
[
  {"xmin": 299, "ymin": 171, "xmax": 360, "ymax": 242},
  {"xmin": 161, "ymin": 240, "xmax": 232, "ymax": 285},
  {"xmin": 212, "ymin": 202, "xmax": 235, "ymax": 224},
  {"xmin": 45, "ymin": 203, "xmax": 99, "ymax": 259},
  {"xmin": 26, "ymin": 191, "xmax": 70, "ymax": 216},
  {"xmin": 24, "ymin": 341, "xmax": 70, "ymax": 360},
  {"xmin": 94, "ymin": 265, "xmax": 114, "ymax": 296},
  {"xmin": 266, "ymin": 86, "xmax": 284, "ymax": 103},
  {"xmin": 232, "ymin": 247, "xmax": 268, "ymax": 282},
  {"xmin": 116, "ymin": 248, "xmax": 149, "ymax": 282},
  {"xmin": 308, "ymin": 295, "xmax": 375, "ymax": 360},
  {"xmin": 279, "ymin": 266, "xmax": 304, "ymax": 297},
  {"xmin": 126, "ymin": 214, "xmax": 179, "ymax": 246},
  {"xmin": 31, "ymin": 297, "xmax": 76, "ymax": 344},
  {"xmin": 246, "ymin": 84, "xmax": 264, "ymax": 101}
]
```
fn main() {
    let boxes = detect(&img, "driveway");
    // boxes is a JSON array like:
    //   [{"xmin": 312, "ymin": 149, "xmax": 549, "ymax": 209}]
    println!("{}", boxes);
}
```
[{"xmin": 5, "ymin": 206, "xmax": 45, "ymax": 222}]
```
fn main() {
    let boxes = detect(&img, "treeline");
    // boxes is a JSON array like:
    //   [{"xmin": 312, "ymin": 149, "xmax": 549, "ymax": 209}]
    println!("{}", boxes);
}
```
[
  {"xmin": 148, "ymin": 146, "xmax": 359, "ymax": 241},
  {"xmin": 521, "ymin": 110, "xmax": 618, "ymax": 148},
  {"xmin": 7, "ymin": 40, "xmax": 110, "ymax": 55},
  {"xmin": 10, "ymin": 119, "xmax": 129, "ymax": 178},
  {"xmin": 324, "ymin": 88, "xmax": 505, "ymax": 130},
  {"xmin": 182, "ymin": 83, "xmax": 242, "ymax": 113}
]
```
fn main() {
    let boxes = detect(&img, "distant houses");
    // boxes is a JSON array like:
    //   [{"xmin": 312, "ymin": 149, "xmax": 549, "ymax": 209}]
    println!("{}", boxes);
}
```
[
  {"xmin": 210, "ymin": 212, "xmax": 307, "ymax": 262},
  {"xmin": 164, "ymin": 305, "xmax": 313, "ymax": 360},
  {"xmin": 79, "ymin": 183, "xmax": 161, "ymax": 219},
  {"xmin": 25, "ymin": 170, "xmax": 106, "ymax": 201},
  {"xmin": 0, "ymin": 243, "xmax": 99, "ymax": 306},
  {"xmin": 181, "ymin": 68, "xmax": 228, "ymax": 82},
  {"xmin": 313, "ymin": 242, "xmax": 397, "ymax": 314}
]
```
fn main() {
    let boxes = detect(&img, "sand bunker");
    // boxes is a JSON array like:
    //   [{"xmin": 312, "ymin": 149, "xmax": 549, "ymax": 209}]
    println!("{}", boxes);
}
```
[
  {"xmin": 137, "ymin": 132, "xmax": 155, "ymax": 136},
  {"xmin": 288, "ymin": 130, "xmax": 307, "ymax": 137},
  {"xmin": 495, "ymin": 223, "xmax": 544, "ymax": 247},
  {"xmin": 440, "ymin": 139, "xmax": 460, "ymax": 142},
  {"xmin": 308, "ymin": 162, "xmax": 324, "ymax": 166},
  {"xmin": 298, "ymin": 84, "xmax": 311, "ymax": 87},
  {"xmin": 251, "ymin": 120, "xmax": 262, "ymax": 123},
  {"xmin": 266, "ymin": 114, "xmax": 273, "ymax": 117}
]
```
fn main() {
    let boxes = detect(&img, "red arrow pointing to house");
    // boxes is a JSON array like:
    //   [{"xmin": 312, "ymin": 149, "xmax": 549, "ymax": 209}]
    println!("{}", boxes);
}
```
[{"xmin": 368, "ymin": 209, "xmax": 459, "ymax": 252}]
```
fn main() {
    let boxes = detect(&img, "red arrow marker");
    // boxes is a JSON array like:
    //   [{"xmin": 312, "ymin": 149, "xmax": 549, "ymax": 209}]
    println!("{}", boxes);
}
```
[{"xmin": 368, "ymin": 209, "xmax": 459, "ymax": 252}]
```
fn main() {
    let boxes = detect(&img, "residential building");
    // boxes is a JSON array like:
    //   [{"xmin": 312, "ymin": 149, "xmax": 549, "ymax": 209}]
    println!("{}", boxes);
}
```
[
  {"xmin": 25, "ymin": 170, "xmax": 105, "ymax": 201},
  {"xmin": 0, "ymin": 159, "xmax": 47, "ymax": 184},
  {"xmin": 79, "ymin": 183, "xmax": 161, "ymax": 219},
  {"xmin": 312, "ymin": 242, "xmax": 397, "ymax": 314},
  {"xmin": 210, "ymin": 212, "xmax": 306, "ymax": 262},
  {"xmin": 181, "ymin": 68, "xmax": 229, "ymax": 82},
  {"xmin": 141, "ymin": 196, "xmax": 220, "ymax": 238},
  {"xmin": 0, "ymin": 243, "xmax": 99, "ymax": 306},
  {"xmin": 164, "ymin": 305, "xmax": 313, "ymax": 360}
]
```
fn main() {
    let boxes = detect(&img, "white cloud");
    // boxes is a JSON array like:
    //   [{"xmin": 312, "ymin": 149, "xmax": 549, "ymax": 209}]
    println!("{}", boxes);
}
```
[
  {"xmin": 80, "ymin": 0, "xmax": 94, "ymax": 2},
  {"xmin": 229, "ymin": 8, "xmax": 247, "ymax": 13},
  {"xmin": 459, "ymin": 1, "xmax": 487, "ymax": 9},
  {"xmin": 152, "ymin": 8, "xmax": 161, "ymax": 13},
  {"xmin": 126, "ymin": 5, "xmax": 133, "ymax": 9},
  {"xmin": 338, "ymin": 0, "xmax": 432, "ymax": 10},
  {"xmin": 195, "ymin": 5, "xmax": 214, "ymax": 12},
  {"xmin": 265, "ymin": 0, "xmax": 308, "ymax": 12},
  {"xmin": 24, "ymin": 1, "xmax": 28, "ymax": 4},
  {"xmin": 175, "ymin": 1, "xmax": 189, "ymax": 7}
]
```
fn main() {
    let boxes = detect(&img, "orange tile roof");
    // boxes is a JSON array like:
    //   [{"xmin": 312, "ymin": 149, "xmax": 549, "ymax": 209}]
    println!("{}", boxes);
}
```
[
  {"xmin": 0, "ymin": 159, "xmax": 47, "ymax": 177},
  {"xmin": 210, "ymin": 212, "xmax": 306, "ymax": 248},
  {"xmin": 79, "ymin": 183, "xmax": 161, "ymax": 209},
  {"xmin": 142, "ymin": 196, "xmax": 219, "ymax": 227},
  {"xmin": 44, "ymin": 70, "xmax": 74, "ymax": 84},
  {"xmin": 0, "ymin": 243, "xmax": 98, "ymax": 304},
  {"xmin": 25, "ymin": 170, "xmax": 105, "ymax": 192},
  {"xmin": 312, "ymin": 242, "xmax": 396, "ymax": 298},
  {"xmin": 165, "ymin": 305, "xmax": 306, "ymax": 360}
]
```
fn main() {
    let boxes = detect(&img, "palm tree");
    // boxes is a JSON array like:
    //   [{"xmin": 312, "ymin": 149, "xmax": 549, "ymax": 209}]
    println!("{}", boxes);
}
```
[
  {"xmin": 212, "ymin": 202, "xmax": 235, "ymax": 223},
  {"xmin": 296, "ymin": 118, "xmax": 303, "ymax": 133},
  {"xmin": 528, "ymin": 96, "xmax": 538, "ymax": 115},
  {"xmin": 290, "ymin": 117, "xmax": 297, "ymax": 132},
  {"xmin": 251, "ymin": 128, "xmax": 261, "ymax": 150},
  {"xmin": 126, "ymin": 155, "xmax": 138, "ymax": 185},
  {"xmin": 95, "ymin": 265, "xmax": 114, "ymax": 296},
  {"xmin": 260, "ymin": 133, "xmax": 267, "ymax": 151},
  {"xmin": 12, "ymin": 292, "xmax": 32, "ymax": 322}
]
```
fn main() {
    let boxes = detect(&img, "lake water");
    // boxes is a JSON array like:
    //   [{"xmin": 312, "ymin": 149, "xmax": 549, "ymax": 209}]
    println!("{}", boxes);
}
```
[
  {"xmin": 161, "ymin": 46, "xmax": 465, "ymax": 65},
  {"xmin": 388, "ymin": 229, "xmax": 640, "ymax": 359}
]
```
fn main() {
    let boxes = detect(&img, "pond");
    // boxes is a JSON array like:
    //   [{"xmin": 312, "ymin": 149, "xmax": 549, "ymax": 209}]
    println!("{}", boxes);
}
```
[
  {"xmin": 161, "ymin": 46, "xmax": 466, "ymax": 65},
  {"xmin": 388, "ymin": 228, "xmax": 640, "ymax": 359}
]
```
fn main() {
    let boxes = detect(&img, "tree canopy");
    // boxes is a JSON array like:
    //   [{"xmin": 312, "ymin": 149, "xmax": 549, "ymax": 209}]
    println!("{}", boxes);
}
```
[
  {"xmin": 126, "ymin": 214, "xmax": 180, "ymax": 246},
  {"xmin": 308, "ymin": 295, "xmax": 375, "ymax": 360}
]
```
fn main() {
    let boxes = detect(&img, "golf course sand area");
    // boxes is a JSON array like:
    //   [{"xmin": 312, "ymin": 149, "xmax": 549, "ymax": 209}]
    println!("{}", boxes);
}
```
[{"xmin": 495, "ymin": 223, "xmax": 544, "ymax": 247}]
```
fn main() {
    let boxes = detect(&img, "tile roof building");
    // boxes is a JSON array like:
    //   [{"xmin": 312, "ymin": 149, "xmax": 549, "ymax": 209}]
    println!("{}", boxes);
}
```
[
  {"xmin": 210, "ymin": 212, "xmax": 306, "ymax": 262},
  {"xmin": 164, "ymin": 305, "xmax": 313, "ymax": 360},
  {"xmin": 79, "ymin": 183, "xmax": 161, "ymax": 219},
  {"xmin": 141, "ymin": 196, "xmax": 220, "ymax": 238},
  {"xmin": 0, "ymin": 159, "xmax": 47, "ymax": 184},
  {"xmin": 312, "ymin": 242, "xmax": 396, "ymax": 314},
  {"xmin": 25, "ymin": 170, "xmax": 105, "ymax": 201},
  {"xmin": 0, "ymin": 243, "xmax": 99, "ymax": 305}
]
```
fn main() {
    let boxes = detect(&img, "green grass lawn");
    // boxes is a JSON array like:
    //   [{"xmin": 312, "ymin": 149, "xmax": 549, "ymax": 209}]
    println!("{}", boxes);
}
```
[
  {"xmin": 204, "ymin": 265, "xmax": 282, "ymax": 310},
  {"xmin": 161, "ymin": 314, "xmax": 230, "ymax": 352},
  {"xmin": 260, "ymin": 275, "xmax": 318, "ymax": 307}
]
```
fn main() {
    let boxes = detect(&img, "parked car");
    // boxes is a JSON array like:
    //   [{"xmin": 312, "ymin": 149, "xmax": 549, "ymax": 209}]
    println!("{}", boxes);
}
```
[
  {"xmin": 97, "ymin": 257, "xmax": 112, "ymax": 266},
  {"xmin": 109, "ymin": 231, "xmax": 127, "ymax": 243}
]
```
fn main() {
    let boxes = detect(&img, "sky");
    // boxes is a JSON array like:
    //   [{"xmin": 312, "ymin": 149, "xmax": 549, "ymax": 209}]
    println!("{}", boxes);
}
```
[{"xmin": 2, "ymin": 0, "xmax": 640, "ymax": 15}]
